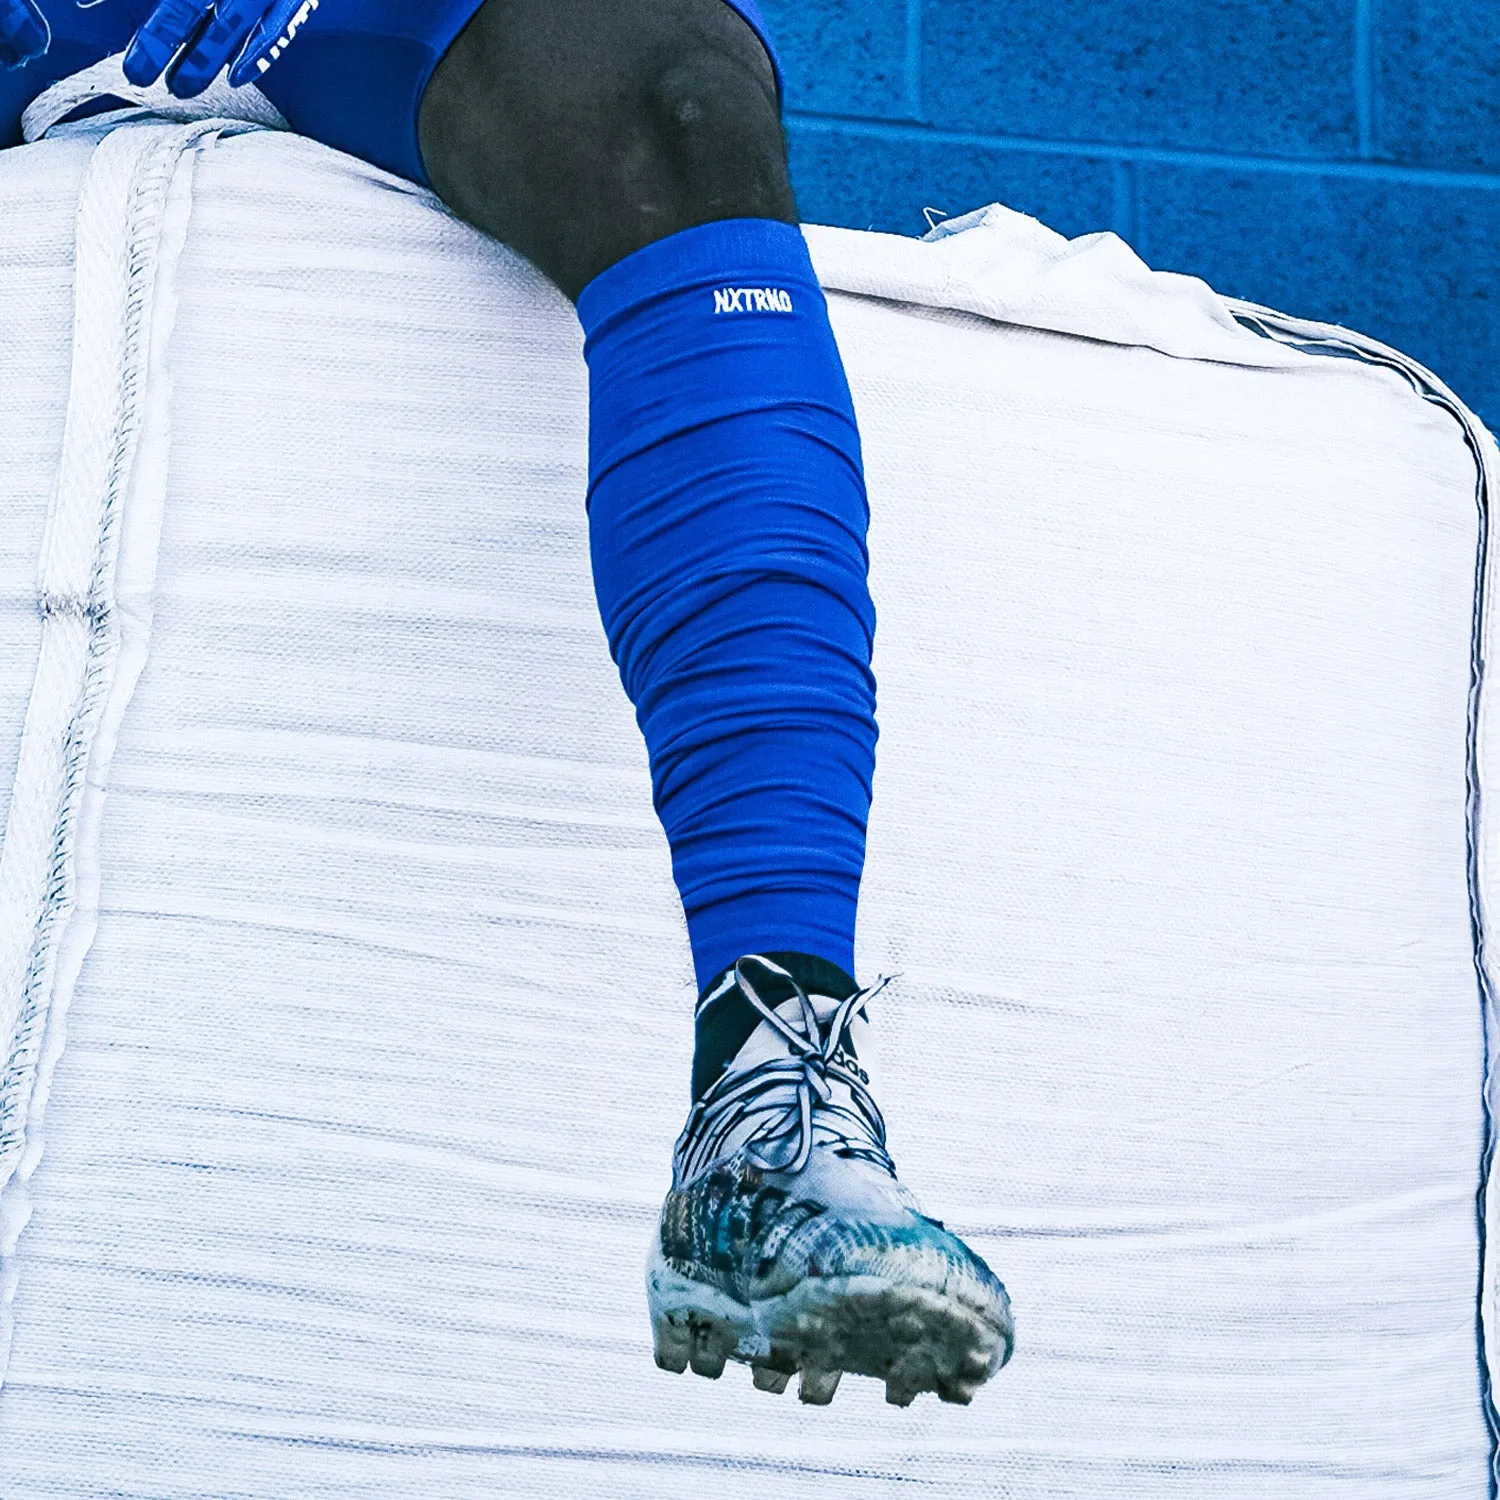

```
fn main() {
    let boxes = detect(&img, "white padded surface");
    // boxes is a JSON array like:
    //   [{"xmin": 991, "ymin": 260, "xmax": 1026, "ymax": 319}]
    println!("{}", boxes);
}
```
[{"xmin": 0, "ymin": 118, "xmax": 1494, "ymax": 1496}]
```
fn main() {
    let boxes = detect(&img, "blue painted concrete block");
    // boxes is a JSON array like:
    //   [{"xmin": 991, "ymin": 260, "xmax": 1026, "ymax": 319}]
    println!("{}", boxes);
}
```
[
  {"xmin": 787, "ymin": 120, "xmax": 1118, "ymax": 241},
  {"xmin": 923, "ymin": 0, "xmax": 1360, "ymax": 158},
  {"xmin": 1377, "ymin": 0, "xmax": 1500, "ymax": 170},
  {"xmin": 1136, "ymin": 164, "xmax": 1500, "ymax": 428},
  {"xmin": 756, "ymin": 0, "xmax": 910, "ymax": 118},
  {"xmin": 773, "ymin": 1, "xmax": 1500, "ymax": 443}
]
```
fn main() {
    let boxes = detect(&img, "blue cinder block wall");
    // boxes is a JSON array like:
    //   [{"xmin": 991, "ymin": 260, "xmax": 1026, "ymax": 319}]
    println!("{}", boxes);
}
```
[{"xmin": 760, "ymin": 0, "xmax": 1500, "ymax": 429}]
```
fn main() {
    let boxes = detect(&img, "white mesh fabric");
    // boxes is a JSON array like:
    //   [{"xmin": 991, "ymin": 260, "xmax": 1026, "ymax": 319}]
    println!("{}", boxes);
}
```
[{"xmin": 0, "ymin": 118, "xmax": 1494, "ymax": 1496}]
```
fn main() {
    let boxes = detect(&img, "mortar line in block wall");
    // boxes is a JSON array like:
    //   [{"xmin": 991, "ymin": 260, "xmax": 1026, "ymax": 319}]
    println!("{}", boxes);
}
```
[
  {"xmin": 903, "ymin": 0, "xmax": 923, "ymax": 122},
  {"xmin": 786, "ymin": 111, "xmax": 1500, "ymax": 192},
  {"xmin": 1354, "ymin": 0, "xmax": 1376, "ymax": 159}
]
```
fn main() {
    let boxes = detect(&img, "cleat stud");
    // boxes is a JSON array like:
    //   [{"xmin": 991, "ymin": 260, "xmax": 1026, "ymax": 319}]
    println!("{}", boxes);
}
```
[
  {"xmin": 937, "ymin": 1381, "xmax": 974, "ymax": 1405},
  {"xmin": 963, "ymin": 1349, "xmax": 992, "ymax": 1378},
  {"xmin": 688, "ymin": 1320, "xmax": 731, "ymax": 1379},
  {"xmin": 652, "ymin": 1320, "xmax": 690, "ymax": 1375},
  {"xmin": 752, "ymin": 1365, "xmax": 791, "ymax": 1394},
  {"xmin": 689, "ymin": 1342, "xmax": 727, "ymax": 1378},
  {"xmin": 885, "ymin": 1380, "xmax": 919, "ymax": 1407},
  {"xmin": 799, "ymin": 1367, "xmax": 842, "ymax": 1405}
]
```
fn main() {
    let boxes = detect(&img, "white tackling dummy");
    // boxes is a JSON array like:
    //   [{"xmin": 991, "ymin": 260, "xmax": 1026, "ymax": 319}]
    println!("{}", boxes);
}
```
[{"xmin": 0, "ymin": 80, "xmax": 1497, "ymax": 1497}]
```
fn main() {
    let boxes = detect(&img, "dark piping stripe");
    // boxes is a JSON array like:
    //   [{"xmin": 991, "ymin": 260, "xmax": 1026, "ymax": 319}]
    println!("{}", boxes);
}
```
[{"xmin": 1233, "ymin": 303, "xmax": 1500, "ymax": 1499}]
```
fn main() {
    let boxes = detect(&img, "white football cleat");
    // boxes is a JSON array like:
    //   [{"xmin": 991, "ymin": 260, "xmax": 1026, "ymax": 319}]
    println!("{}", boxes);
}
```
[{"xmin": 647, "ymin": 954, "xmax": 1014, "ymax": 1406}]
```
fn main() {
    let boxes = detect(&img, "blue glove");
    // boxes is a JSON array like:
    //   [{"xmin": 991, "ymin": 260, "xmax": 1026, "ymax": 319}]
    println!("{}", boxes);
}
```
[
  {"xmin": 0, "ymin": 0, "xmax": 49, "ymax": 70},
  {"xmin": 123, "ymin": 0, "xmax": 315, "ymax": 98}
]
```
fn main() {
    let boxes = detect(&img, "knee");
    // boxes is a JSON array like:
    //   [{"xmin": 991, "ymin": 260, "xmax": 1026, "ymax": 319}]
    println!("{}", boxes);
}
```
[
  {"xmin": 644, "ymin": 49, "xmax": 792, "ymax": 222},
  {"xmin": 419, "ymin": 4, "xmax": 797, "ymax": 299}
]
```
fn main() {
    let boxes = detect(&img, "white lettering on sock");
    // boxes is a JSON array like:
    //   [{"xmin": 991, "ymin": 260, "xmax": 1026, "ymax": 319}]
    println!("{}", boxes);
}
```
[{"xmin": 712, "ymin": 286, "xmax": 795, "ymax": 315}]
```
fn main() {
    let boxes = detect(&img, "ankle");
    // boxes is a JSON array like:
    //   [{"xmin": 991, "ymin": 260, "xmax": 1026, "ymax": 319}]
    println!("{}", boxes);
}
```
[{"xmin": 690, "ymin": 951, "xmax": 858, "ymax": 1101}]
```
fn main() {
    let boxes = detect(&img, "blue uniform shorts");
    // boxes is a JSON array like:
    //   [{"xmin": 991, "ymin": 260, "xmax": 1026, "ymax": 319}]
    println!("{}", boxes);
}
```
[{"xmin": 0, "ymin": 0, "xmax": 779, "ymax": 186}]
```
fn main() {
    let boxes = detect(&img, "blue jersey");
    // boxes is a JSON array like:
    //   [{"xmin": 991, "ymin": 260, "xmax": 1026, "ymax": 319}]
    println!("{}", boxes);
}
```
[{"xmin": 0, "ymin": 0, "xmax": 778, "ymax": 188}]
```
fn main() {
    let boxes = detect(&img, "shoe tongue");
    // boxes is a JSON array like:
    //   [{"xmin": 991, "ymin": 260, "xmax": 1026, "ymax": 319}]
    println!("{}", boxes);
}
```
[
  {"xmin": 711, "ymin": 990, "xmax": 887, "ymax": 1176},
  {"xmin": 726, "ymin": 990, "xmax": 867, "ymax": 1077}
]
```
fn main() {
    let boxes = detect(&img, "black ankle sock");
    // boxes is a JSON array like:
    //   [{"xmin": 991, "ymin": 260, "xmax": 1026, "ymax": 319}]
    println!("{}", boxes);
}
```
[{"xmin": 690, "ymin": 951, "xmax": 859, "ymax": 1102}]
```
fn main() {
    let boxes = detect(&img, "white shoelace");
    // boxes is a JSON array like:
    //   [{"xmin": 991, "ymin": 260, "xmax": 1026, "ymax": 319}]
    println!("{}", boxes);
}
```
[{"xmin": 675, "ymin": 955, "xmax": 895, "ymax": 1183}]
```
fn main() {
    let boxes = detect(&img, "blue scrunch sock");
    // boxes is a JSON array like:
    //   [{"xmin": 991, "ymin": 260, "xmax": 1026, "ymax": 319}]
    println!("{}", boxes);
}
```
[{"xmin": 578, "ymin": 217, "xmax": 877, "ymax": 991}]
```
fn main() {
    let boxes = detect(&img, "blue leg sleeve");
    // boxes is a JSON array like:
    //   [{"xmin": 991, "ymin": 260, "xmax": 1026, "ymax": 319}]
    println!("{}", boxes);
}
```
[{"xmin": 577, "ymin": 217, "xmax": 877, "ymax": 991}]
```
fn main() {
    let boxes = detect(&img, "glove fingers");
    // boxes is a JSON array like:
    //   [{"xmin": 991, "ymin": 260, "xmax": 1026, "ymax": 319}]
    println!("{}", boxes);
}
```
[
  {"xmin": 0, "ymin": 0, "xmax": 50, "ymax": 69},
  {"xmin": 122, "ymin": 0, "xmax": 213, "ymax": 86},
  {"xmin": 165, "ymin": 0, "xmax": 265, "ymax": 96},
  {"xmin": 226, "ymin": 0, "xmax": 313, "ymax": 88}
]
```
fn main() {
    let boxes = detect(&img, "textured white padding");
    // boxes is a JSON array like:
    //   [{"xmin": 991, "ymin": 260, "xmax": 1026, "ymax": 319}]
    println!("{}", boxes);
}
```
[{"xmin": 0, "ymin": 115, "xmax": 1497, "ymax": 1497}]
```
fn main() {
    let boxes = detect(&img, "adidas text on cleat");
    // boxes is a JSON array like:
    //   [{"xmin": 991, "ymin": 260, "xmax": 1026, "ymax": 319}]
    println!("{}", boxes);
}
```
[{"xmin": 647, "ymin": 954, "xmax": 1014, "ymax": 1406}]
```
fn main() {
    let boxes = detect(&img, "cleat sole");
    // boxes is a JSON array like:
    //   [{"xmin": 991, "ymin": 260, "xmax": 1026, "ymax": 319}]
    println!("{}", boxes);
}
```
[
  {"xmin": 647, "ymin": 1244, "xmax": 1013, "ymax": 1405},
  {"xmin": 889, "ymin": 1312, "xmax": 926, "ymax": 1344}
]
